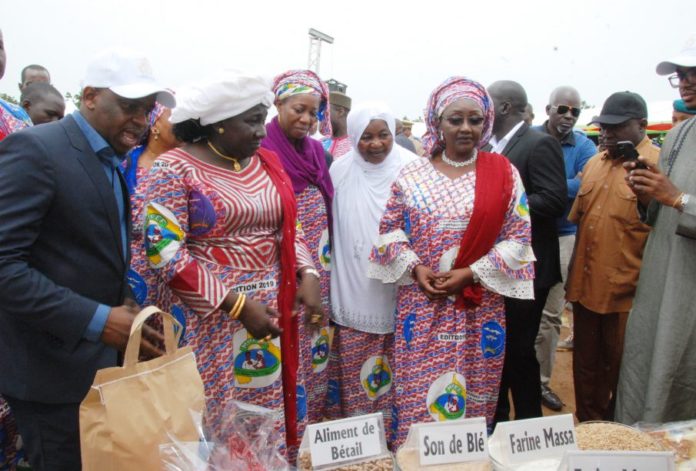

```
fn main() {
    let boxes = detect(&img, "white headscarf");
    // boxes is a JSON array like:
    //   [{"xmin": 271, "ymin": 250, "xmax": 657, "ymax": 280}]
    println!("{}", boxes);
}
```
[
  {"xmin": 329, "ymin": 103, "xmax": 419, "ymax": 333},
  {"xmin": 170, "ymin": 70, "xmax": 274, "ymax": 125}
]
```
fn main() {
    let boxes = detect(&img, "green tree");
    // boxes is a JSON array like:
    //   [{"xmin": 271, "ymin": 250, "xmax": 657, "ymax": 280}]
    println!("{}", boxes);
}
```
[
  {"xmin": 0, "ymin": 93, "xmax": 19, "ymax": 105},
  {"xmin": 65, "ymin": 91, "xmax": 82, "ymax": 108}
]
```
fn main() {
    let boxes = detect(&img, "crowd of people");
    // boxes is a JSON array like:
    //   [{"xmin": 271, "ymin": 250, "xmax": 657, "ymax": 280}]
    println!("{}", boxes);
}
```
[{"xmin": 1, "ymin": 26, "xmax": 696, "ymax": 471}]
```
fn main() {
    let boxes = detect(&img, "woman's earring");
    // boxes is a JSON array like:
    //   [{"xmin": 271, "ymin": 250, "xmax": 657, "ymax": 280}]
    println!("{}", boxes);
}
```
[
  {"xmin": 152, "ymin": 128, "xmax": 160, "ymax": 140},
  {"xmin": 218, "ymin": 127, "xmax": 225, "ymax": 135}
]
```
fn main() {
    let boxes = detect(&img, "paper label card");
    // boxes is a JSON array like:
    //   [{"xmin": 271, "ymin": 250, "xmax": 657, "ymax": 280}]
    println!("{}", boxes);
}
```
[
  {"xmin": 491, "ymin": 413, "xmax": 577, "ymax": 464},
  {"xmin": 416, "ymin": 417, "xmax": 489, "ymax": 466},
  {"xmin": 563, "ymin": 450, "xmax": 675, "ymax": 471},
  {"xmin": 307, "ymin": 413, "xmax": 386, "ymax": 468}
]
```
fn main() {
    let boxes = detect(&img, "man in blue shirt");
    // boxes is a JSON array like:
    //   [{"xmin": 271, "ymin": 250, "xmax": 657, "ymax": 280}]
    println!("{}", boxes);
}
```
[
  {"xmin": 533, "ymin": 86, "xmax": 597, "ymax": 411},
  {"xmin": 0, "ymin": 49, "xmax": 175, "ymax": 471}
]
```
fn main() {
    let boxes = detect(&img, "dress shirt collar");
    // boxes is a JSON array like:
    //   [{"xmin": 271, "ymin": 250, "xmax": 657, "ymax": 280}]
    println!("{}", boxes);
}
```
[
  {"xmin": 72, "ymin": 111, "xmax": 125, "ymax": 163},
  {"xmin": 490, "ymin": 120, "xmax": 524, "ymax": 154}
]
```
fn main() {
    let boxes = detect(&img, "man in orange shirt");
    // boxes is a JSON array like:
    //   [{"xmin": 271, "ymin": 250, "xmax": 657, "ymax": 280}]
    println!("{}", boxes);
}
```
[{"xmin": 565, "ymin": 91, "xmax": 660, "ymax": 422}]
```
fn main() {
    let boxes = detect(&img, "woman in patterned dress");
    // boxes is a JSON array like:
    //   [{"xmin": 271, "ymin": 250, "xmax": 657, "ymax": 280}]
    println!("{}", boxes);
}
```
[
  {"xmin": 261, "ymin": 70, "xmax": 333, "ymax": 424},
  {"xmin": 368, "ymin": 77, "xmax": 535, "ymax": 447},
  {"xmin": 325, "ymin": 103, "xmax": 417, "ymax": 439},
  {"xmin": 123, "ymin": 103, "xmax": 180, "ymax": 314},
  {"xmin": 142, "ymin": 72, "xmax": 321, "ymax": 457}
]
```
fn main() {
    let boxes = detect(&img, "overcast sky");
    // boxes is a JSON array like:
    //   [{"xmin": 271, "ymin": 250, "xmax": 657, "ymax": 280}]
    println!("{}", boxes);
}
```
[{"xmin": 2, "ymin": 0, "xmax": 694, "ymax": 124}]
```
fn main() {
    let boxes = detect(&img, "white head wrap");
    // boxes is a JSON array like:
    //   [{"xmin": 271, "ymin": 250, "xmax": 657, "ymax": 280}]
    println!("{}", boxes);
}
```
[
  {"xmin": 329, "ymin": 102, "xmax": 418, "ymax": 333},
  {"xmin": 170, "ymin": 70, "xmax": 274, "ymax": 125},
  {"xmin": 346, "ymin": 102, "xmax": 397, "ymax": 150}
]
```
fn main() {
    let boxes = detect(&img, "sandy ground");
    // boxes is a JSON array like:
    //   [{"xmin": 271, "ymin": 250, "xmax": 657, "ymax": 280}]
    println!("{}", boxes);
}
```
[{"xmin": 544, "ymin": 324, "xmax": 575, "ymax": 419}]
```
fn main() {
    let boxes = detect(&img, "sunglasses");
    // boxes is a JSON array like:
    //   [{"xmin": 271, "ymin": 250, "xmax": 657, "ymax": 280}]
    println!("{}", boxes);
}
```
[{"xmin": 552, "ymin": 105, "xmax": 581, "ymax": 117}]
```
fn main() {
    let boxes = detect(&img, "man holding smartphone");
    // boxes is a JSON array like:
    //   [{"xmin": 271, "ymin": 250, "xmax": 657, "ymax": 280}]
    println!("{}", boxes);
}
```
[
  {"xmin": 616, "ymin": 34, "xmax": 696, "ymax": 425},
  {"xmin": 564, "ymin": 91, "xmax": 659, "ymax": 422}
]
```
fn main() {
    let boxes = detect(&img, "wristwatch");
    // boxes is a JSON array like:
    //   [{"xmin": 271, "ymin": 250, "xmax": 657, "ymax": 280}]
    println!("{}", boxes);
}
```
[
  {"xmin": 680, "ymin": 193, "xmax": 691, "ymax": 212},
  {"xmin": 300, "ymin": 267, "xmax": 320, "ymax": 279}
]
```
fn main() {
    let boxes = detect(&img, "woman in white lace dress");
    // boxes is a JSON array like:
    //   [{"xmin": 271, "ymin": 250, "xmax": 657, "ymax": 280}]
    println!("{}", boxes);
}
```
[{"xmin": 367, "ymin": 77, "xmax": 535, "ymax": 446}]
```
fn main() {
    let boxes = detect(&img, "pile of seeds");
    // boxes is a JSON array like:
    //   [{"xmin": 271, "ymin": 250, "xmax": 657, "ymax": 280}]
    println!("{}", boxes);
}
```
[
  {"xmin": 396, "ymin": 447, "xmax": 492, "ymax": 470},
  {"xmin": 297, "ymin": 452, "xmax": 393, "ymax": 470},
  {"xmin": 576, "ymin": 422, "xmax": 664, "ymax": 452}
]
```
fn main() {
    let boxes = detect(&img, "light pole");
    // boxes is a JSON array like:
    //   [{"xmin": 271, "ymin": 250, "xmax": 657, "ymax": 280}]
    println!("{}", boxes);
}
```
[{"xmin": 307, "ymin": 28, "xmax": 334, "ymax": 76}]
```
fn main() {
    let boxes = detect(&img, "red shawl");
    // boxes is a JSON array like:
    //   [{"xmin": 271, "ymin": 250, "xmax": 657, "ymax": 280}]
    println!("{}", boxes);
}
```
[
  {"xmin": 453, "ymin": 151, "xmax": 514, "ymax": 309},
  {"xmin": 256, "ymin": 147, "xmax": 300, "ymax": 447}
]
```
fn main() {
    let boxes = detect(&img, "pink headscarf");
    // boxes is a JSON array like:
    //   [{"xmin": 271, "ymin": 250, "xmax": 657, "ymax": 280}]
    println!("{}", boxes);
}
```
[
  {"xmin": 272, "ymin": 69, "xmax": 332, "ymax": 137},
  {"xmin": 421, "ymin": 76, "xmax": 495, "ymax": 156}
]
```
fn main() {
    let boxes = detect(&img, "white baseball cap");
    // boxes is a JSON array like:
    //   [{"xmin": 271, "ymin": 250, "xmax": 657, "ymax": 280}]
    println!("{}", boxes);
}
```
[
  {"xmin": 81, "ymin": 48, "xmax": 176, "ymax": 108},
  {"xmin": 656, "ymin": 33, "xmax": 696, "ymax": 75}
]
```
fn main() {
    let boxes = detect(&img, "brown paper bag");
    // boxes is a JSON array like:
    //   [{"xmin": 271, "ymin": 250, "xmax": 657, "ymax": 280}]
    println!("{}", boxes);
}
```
[{"xmin": 79, "ymin": 306, "xmax": 205, "ymax": 471}]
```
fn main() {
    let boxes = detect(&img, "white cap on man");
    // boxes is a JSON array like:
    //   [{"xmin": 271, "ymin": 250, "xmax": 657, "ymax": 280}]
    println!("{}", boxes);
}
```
[
  {"xmin": 657, "ymin": 33, "xmax": 696, "ymax": 75},
  {"xmin": 81, "ymin": 48, "xmax": 176, "ymax": 108}
]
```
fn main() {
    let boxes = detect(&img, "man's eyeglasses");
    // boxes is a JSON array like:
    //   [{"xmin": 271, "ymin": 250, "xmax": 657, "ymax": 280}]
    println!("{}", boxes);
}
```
[
  {"xmin": 551, "ymin": 105, "xmax": 581, "ymax": 118},
  {"xmin": 668, "ymin": 68, "xmax": 696, "ymax": 88}
]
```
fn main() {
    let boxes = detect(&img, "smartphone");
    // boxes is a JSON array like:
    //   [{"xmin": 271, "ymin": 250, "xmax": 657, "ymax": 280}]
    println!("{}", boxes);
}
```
[{"xmin": 616, "ymin": 140, "xmax": 647, "ymax": 169}]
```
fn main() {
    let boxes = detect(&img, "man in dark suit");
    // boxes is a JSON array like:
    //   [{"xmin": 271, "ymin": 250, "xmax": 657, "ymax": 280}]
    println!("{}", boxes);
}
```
[
  {"xmin": 487, "ymin": 80, "xmax": 567, "ymax": 425},
  {"xmin": 0, "ymin": 49, "xmax": 174, "ymax": 471}
]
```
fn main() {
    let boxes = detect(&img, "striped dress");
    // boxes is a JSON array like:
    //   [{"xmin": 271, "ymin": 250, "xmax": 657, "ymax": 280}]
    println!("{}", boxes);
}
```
[
  {"xmin": 368, "ymin": 158, "xmax": 534, "ymax": 447},
  {"xmin": 142, "ymin": 149, "xmax": 314, "ymax": 456},
  {"xmin": 295, "ymin": 186, "xmax": 332, "ymax": 423}
]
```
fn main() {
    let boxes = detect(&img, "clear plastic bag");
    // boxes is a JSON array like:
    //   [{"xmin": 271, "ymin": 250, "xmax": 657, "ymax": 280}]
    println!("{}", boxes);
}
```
[
  {"xmin": 635, "ymin": 420, "xmax": 696, "ymax": 470},
  {"xmin": 160, "ymin": 402, "xmax": 291, "ymax": 471}
]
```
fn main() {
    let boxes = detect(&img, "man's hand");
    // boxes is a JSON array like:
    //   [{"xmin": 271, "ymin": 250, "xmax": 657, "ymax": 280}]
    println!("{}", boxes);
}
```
[
  {"xmin": 625, "ymin": 157, "xmax": 682, "ymax": 208},
  {"xmin": 101, "ymin": 305, "xmax": 164, "ymax": 358}
]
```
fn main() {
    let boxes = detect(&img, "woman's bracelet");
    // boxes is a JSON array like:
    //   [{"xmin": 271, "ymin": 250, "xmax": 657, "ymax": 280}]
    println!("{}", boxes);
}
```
[{"xmin": 229, "ymin": 294, "xmax": 246, "ymax": 320}]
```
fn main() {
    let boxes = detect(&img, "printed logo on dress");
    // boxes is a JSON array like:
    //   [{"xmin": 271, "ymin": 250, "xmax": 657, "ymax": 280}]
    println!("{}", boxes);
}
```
[
  {"xmin": 145, "ymin": 202, "xmax": 184, "ymax": 268},
  {"xmin": 318, "ymin": 228, "xmax": 331, "ymax": 270},
  {"xmin": 311, "ymin": 327, "xmax": 331, "ymax": 373},
  {"xmin": 127, "ymin": 269, "xmax": 148, "ymax": 305},
  {"xmin": 232, "ymin": 279, "xmax": 277, "ymax": 294},
  {"xmin": 171, "ymin": 304, "xmax": 186, "ymax": 345},
  {"xmin": 188, "ymin": 189, "xmax": 217, "ymax": 236},
  {"xmin": 480, "ymin": 320, "xmax": 505, "ymax": 359},
  {"xmin": 515, "ymin": 192, "xmax": 530, "ymax": 218},
  {"xmin": 232, "ymin": 330, "xmax": 281, "ymax": 388},
  {"xmin": 360, "ymin": 355, "xmax": 393, "ymax": 401},
  {"xmin": 327, "ymin": 379, "xmax": 340, "ymax": 406},
  {"xmin": 438, "ymin": 219, "xmax": 468, "ymax": 232},
  {"xmin": 403, "ymin": 313, "xmax": 416, "ymax": 350},
  {"xmin": 404, "ymin": 210, "xmax": 412, "ymax": 237},
  {"xmin": 427, "ymin": 372, "xmax": 467, "ymax": 421},
  {"xmin": 437, "ymin": 332, "xmax": 466, "ymax": 342},
  {"xmin": 296, "ymin": 385, "xmax": 307, "ymax": 422}
]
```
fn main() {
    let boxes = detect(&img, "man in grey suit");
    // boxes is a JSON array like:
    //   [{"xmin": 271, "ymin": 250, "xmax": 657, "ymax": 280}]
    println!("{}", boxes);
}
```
[
  {"xmin": 487, "ymin": 80, "xmax": 567, "ymax": 426},
  {"xmin": 0, "ymin": 49, "xmax": 174, "ymax": 470}
]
